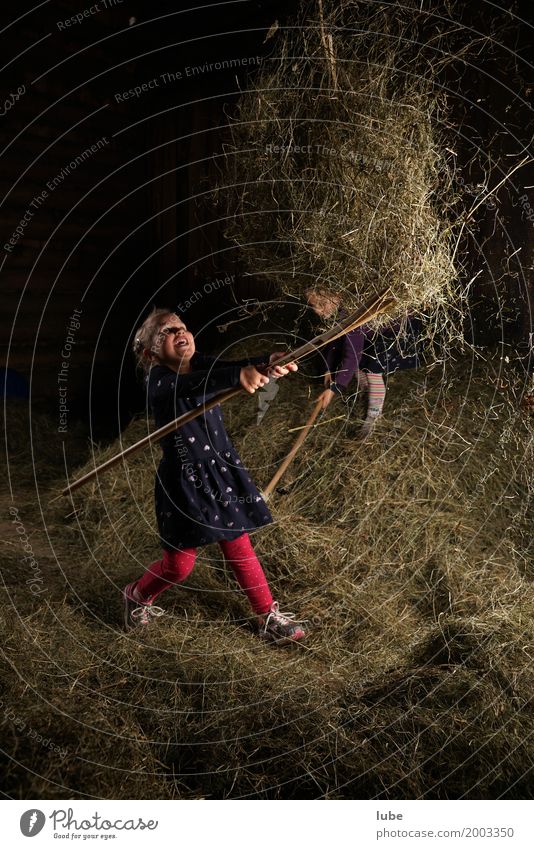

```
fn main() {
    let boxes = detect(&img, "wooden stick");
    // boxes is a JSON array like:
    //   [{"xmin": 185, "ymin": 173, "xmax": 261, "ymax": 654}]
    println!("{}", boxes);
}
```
[
  {"xmin": 272, "ymin": 288, "xmax": 394, "ymax": 368},
  {"xmin": 60, "ymin": 288, "xmax": 394, "ymax": 498},
  {"xmin": 58, "ymin": 387, "xmax": 241, "ymax": 498},
  {"xmin": 262, "ymin": 397, "xmax": 324, "ymax": 500}
]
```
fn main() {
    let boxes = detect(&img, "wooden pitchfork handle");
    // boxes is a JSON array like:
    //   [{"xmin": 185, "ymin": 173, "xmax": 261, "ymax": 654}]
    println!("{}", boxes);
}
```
[
  {"xmin": 262, "ymin": 396, "xmax": 324, "ymax": 501},
  {"xmin": 59, "ymin": 288, "xmax": 394, "ymax": 498}
]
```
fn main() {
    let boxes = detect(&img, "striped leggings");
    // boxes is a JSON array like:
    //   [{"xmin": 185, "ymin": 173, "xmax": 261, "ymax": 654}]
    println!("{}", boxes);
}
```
[{"xmin": 358, "ymin": 370, "xmax": 386, "ymax": 416}]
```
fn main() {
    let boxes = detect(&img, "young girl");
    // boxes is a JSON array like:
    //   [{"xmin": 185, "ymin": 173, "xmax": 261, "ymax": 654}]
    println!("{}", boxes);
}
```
[
  {"xmin": 123, "ymin": 308, "xmax": 305, "ymax": 644},
  {"xmin": 306, "ymin": 288, "xmax": 422, "ymax": 436}
]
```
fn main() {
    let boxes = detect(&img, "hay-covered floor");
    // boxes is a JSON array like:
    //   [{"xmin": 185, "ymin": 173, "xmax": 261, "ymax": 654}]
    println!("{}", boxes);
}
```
[{"xmin": 1, "ymin": 352, "xmax": 533, "ymax": 799}]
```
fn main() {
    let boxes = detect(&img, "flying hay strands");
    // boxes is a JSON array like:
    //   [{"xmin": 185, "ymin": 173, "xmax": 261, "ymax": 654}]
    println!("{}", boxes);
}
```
[{"xmin": 219, "ymin": 0, "xmax": 468, "ymax": 349}]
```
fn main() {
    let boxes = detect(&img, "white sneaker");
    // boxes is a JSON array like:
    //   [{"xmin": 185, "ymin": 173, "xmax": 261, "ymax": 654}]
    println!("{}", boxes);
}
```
[
  {"xmin": 256, "ymin": 601, "xmax": 306, "ymax": 644},
  {"xmin": 359, "ymin": 410, "xmax": 381, "ymax": 438},
  {"xmin": 122, "ymin": 582, "xmax": 165, "ymax": 630}
]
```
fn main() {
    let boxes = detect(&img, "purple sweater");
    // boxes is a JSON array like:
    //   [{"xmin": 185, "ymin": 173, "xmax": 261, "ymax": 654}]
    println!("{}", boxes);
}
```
[
  {"xmin": 323, "ymin": 324, "xmax": 367, "ymax": 389},
  {"xmin": 323, "ymin": 312, "xmax": 416, "ymax": 388}
]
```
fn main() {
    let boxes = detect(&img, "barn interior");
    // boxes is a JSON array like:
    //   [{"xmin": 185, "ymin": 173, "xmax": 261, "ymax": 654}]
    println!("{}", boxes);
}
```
[{"xmin": 2, "ymin": 0, "xmax": 534, "ymax": 801}]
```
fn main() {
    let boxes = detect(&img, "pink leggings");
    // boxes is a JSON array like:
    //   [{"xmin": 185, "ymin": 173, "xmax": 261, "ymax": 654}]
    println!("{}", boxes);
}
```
[{"xmin": 134, "ymin": 533, "xmax": 273, "ymax": 615}]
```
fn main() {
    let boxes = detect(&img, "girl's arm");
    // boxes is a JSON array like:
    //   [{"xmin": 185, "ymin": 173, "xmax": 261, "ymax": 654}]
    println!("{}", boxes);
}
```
[
  {"xmin": 148, "ymin": 359, "xmax": 280, "ymax": 406},
  {"xmin": 148, "ymin": 363, "xmax": 242, "ymax": 404},
  {"xmin": 319, "ymin": 328, "xmax": 365, "ymax": 409},
  {"xmin": 193, "ymin": 352, "xmax": 268, "ymax": 369},
  {"xmin": 330, "ymin": 327, "xmax": 365, "ymax": 391},
  {"xmin": 193, "ymin": 352, "xmax": 295, "ymax": 375}
]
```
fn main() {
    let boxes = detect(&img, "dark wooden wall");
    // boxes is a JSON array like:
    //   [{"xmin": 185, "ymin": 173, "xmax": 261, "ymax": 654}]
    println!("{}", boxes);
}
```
[
  {"xmin": 1, "ymin": 0, "xmax": 290, "ymax": 435},
  {"xmin": 451, "ymin": 4, "xmax": 534, "ymax": 369},
  {"xmin": 1, "ymin": 1, "xmax": 155, "ymax": 430}
]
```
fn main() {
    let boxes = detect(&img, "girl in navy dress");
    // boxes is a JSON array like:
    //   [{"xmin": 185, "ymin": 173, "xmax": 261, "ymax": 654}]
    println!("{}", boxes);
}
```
[{"xmin": 123, "ymin": 308, "xmax": 305, "ymax": 644}]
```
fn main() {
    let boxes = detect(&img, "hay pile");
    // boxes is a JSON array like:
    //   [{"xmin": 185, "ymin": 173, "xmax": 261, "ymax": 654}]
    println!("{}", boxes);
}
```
[
  {"xmin": 3, "ymin": 351, "xmax": 533, "ymax": 798},
  {"xmin": 2, "ymin": 399, "xmax": 87, "ymax": 486},
  {"xmin": 220, "ymin": 0, "xmax": 466, "ymax": 343}
]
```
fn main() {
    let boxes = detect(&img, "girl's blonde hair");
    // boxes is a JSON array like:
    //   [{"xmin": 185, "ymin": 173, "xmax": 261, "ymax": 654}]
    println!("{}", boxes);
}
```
[
  {"xmin": 305, "ymin": 285, "xmax": 340, "ymax": 300},
  {"xmin": 132, "ymin": 307, "xmax": 174, "ymax": 373}
]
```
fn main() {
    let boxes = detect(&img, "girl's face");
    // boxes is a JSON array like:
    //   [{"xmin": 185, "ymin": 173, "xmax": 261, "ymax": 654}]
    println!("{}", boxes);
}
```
[
  {"xmin": 151, "ymin": 313, "xmax": 195, "ymax": 371},
  {"xmin": 306, "ymin": 290, "xmax": 340, "ymax": 318}
]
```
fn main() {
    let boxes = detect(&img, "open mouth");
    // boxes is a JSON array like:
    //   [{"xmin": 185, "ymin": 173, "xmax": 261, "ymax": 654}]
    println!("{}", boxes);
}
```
[{"xmin": 174, "ymin": 338, "xmax": 189, "ymax": 350}]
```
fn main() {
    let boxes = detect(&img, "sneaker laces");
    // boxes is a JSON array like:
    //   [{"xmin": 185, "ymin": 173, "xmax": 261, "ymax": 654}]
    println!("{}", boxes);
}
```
[
  {"xmin": 262, "ymin": 601, "xmax": 301, "ymax": 631},
  {"xmin": 130, "ymin": 603, "xmax": 165, "ymax": 625}
]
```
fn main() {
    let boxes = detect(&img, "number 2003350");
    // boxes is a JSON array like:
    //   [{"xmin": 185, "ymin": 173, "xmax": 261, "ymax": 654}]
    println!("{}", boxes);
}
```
[{"xmin": 463, "ymin": 827, "xmax": 514, "ymax": 838}]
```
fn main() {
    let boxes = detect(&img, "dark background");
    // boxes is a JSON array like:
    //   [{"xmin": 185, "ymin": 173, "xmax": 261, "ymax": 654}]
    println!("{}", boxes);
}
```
[{"xmin": 2, "ymin": 0, "xmax": 533, "ymax": 437}]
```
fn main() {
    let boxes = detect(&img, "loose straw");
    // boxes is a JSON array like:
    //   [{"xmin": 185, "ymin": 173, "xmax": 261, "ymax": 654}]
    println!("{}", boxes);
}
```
[
  {"xmin": 262, "ymin": 396, "xmax": 324, "ymax": 500},
  {"xmin": 287, "ymin": 414, "xmax": 344, "ymax": 432}
]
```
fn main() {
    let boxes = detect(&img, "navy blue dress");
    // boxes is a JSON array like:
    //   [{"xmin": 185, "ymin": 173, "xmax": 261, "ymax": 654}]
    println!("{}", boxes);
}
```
[
  {"xmin": 147, "ymin": 353, "xmax": 273, "ymax": 551},
  {"xmin": 359, "ymin": 317, "xmax": 423, "ymax": 374}
]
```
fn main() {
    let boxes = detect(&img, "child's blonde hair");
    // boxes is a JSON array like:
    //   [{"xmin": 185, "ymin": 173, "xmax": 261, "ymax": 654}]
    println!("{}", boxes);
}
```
[
  {"xmin": 305, "ymin": 285, "xmax": 340, "ymax": 300},
  {"xmin": 132, "ymin": 307, "xmax": 174, "ymax": 372}
]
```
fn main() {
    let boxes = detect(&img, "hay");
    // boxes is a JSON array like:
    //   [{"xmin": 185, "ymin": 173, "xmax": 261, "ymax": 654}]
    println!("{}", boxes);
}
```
[
  {"xmin": 218, "ymin": 0, "xmax": 470, "ymax": 350},
  {"xmin": 0, "ymin": 350, "xmax": 524, "ymax": 798},
  {"xmin": 1, "ymin": 400, "xmax": 87, "ymax": 486}
]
